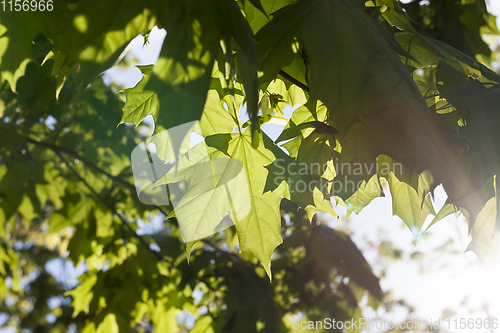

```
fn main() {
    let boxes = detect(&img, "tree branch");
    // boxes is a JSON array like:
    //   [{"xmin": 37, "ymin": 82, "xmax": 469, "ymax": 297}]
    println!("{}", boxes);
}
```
[
  {"xmin": 26, "ymin": 137, "xmax": 121, "ymax": 183},
  {"xmin": 25, "ymin": 136, "xmax": 171, "ymax": 217},
  {"xmin": 279, "ymin": 70, "xmax": 310, "ymax": 92},
  {"xmin": 200, "ymin": 239, "xmax": 259, "ymax": 268},
  {"xmin": 53, "ymin": 150, "xmax": 170, "ymax": 264}
]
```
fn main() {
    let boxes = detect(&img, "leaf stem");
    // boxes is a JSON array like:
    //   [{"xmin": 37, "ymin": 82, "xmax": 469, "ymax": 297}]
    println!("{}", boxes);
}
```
[
  {"xmin": 201, "ymin": 239, "xmax": 258, "ymax": 268},
  {"xmin": 25, "ymin": 137, "xmax": 171, "ymax": 216},
  {"xmin": 279, "ymin": 70, "xmax": 310, "ymax": 92}
]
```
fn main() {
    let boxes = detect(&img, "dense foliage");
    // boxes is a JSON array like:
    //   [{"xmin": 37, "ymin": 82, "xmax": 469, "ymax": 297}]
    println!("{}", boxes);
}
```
[{"xmin": 1, "ymin": 0, "xmax": 500, "ymax": 331}]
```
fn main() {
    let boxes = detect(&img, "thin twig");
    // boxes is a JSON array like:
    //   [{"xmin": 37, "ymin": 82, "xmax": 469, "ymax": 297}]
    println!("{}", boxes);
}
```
[
  {"xmin": 53, "ymin": 150, "xmax": 169, "ymax": 263},
  {"xmin": 279, "ymin": 70, "xmax": 310, "ymax": 92},
  {"xmin": 424, "ymin": 93, "xmax": 441, "ymax": 100},
  {"xmin": 201, "ymin": 239, "xmax": 259, "ymax": 268},
  {"xmin": 26, "ymin": 137, "xmax": 120, "ymax": 182},
  {"xmin": 25, "ymin": 137, "xmax": 170, "ymax": 217}
]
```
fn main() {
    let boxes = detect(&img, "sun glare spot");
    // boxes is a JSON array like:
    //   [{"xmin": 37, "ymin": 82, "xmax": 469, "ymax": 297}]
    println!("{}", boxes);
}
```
[{"xmin": 73, "ymin": 15, "xmax": 88, "ymax": 34}]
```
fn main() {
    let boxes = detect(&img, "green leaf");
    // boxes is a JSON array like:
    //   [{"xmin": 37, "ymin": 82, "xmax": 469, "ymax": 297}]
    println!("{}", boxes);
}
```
[
  {"xmin": 153, "ymin": 142, "xmax": 251, "ymax": 243},
  {"xmin": 442, "ymin": 84, "xmax": 500, "ymax": 224},
  {"xmin": 254, "ymin": 1, "xmax": 305, "ymax": 84},
  {"xmin": 304, "ymin": 187, "xmax": 337, "ymax": 221},
  {"xmin": 47, "ymin": 213, "xmax": 72, "ymax": 234},
  {"xmin": 280, "ymin": 136, "xmax": 301, "ymax": 159},
  {"xmin": 53, "ymin": 0, "xmax": 155, "ymax": 64},
  {"xmin": 228, "ymin": 129, "xmax": 289, "ymax": 277},
  {"xmin": 309, "ymin": 225, "xmax": 383, "ymax": 300},
  {"xmin": 0, "ymin": 0, "xmax": 156, "ymax": 90},
  {"xmin": 144, "ymin": 0, "xmax": 222, "ymax": 132},
  {"xmin": 276, "ymin": 102, "xmax": 328, "ymax": 143},
  {"xmin": 148, "ymin": 303, "xmax": 178, "ymax": 332},
  {"xmin": 0, "ymin": 10, "xmax": 60, "ymax": 90},
  {"xmin": 146, "ymin": 0, "xmax": 259, "ymax": 135},
  {"xmin": 436, "ymin": 61, "xmax": 469, "ymax": 95},
  {"xmin": 0, "ymin": 151, "xmax": 36, "ymax": 220},
  {"xmin": 467, "ymin": 196, "xmax": 500, "ymax": 264},
  {"xmin": 199, "ymin": 91, "xmax": 238, "ymax": 137},
  {"xmin": 216, "ymin": 0, "xmax": 260, "ymax": 145},
  {"xmin": 247, "ymin": 0, "xmax": 267, "ymax": 16},
  {"xmin": 191, "ymin": 316, "xmax": 215, "ymax": 333},
  {"xmin": 241, "ymin": 114, "xmax": 287, "ymax": 128},
  {"xmin": 256, "ymin": 0, "xmax": 417, "ymax": 134},
  {"xmin": 388, "ymin": 173, "xmax": 433, "ymax": 237},
  {"xmin": 66, "ymin": 274, "xmax": 98, "ymax": 317},
  {"xmin": 96, "ymin": 313, "xmax": 119, "ymax": 333},
  {"xmin": 243, "ymin": 0, "xmax": 296, "ymax": 34},
  {"xmin": 120, "ymin": 65, "xmax": 158, "ymax": 126},
  {"xmin": 425, "ymin": 204, "xmax": 456, "ymax": 232},
  {"xmin": 95, "ymin": 205, "xmax": 114, "ymax": 238},
  {"xmin": 344, "ymin": 174, "xmax": 382, "ymax": 218},
  {"xmin": 370, "ymin": 0, "xmax": 417, "ymax": 34},
  {"xmin": 395, "ymin": 32, "xmax": 441, "ymax": 69},
  {"xmin": 396, "ymin": 31, "xmax": 500, "ymax": 84}
]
